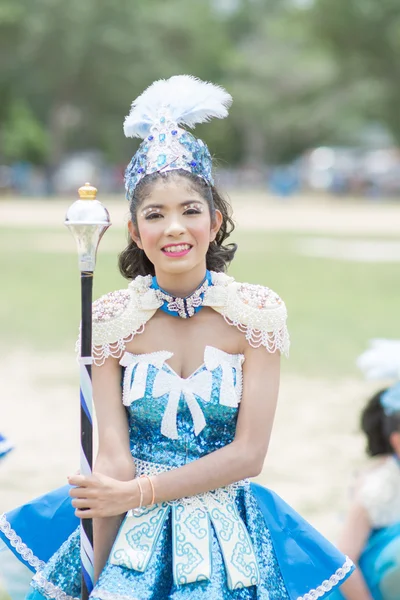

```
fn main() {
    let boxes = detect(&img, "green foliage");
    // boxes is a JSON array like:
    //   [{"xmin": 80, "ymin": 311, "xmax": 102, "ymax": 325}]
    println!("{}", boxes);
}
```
[
  {"xmin": 2, "ymin": 100, "xmax": 48, "ymax": 163},
  {"xmin": 0, "ymin": 0, "xmax": 398, "ymax": 165},
  {"xmin": 311, "ymin": 0, "xmax": 400, "ymax": 142}
]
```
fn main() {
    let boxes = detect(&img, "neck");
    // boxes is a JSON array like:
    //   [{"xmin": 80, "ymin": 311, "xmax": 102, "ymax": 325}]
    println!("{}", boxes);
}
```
[{"xmin": 154, "ymin": 264, "xmax": 207, "ymax": 297}]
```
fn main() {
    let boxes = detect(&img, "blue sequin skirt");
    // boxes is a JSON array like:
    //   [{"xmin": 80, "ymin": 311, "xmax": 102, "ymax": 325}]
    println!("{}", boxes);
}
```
[{"xmin": 0, "ymin": 484, "xmax": 353, "ymax": 600}]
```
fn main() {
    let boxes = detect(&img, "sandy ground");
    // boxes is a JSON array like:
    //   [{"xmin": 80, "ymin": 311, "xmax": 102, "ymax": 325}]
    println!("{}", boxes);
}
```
[
  {"xmin": 1, "ymin": 192, "xmax": 400, "ymax": 234},
  {"xmin": 0, "ymin": 193, "xmax": 397, "ymax": 548}
]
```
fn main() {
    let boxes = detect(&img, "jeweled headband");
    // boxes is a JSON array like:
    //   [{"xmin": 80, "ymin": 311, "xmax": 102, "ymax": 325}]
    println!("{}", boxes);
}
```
[{"xmin": 123, "ymin": 75, "xmax": 232, "ymax": 201}]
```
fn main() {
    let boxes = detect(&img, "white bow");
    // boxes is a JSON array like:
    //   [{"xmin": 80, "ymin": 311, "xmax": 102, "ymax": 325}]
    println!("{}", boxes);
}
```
[
  {"xmin": 120, "ymin": 351, "xmax": 173, "ymax": 405},
  {"xmin": 153, "ymin": 369, "xmax": 213, "ymax": 439},
  {"xmin": 204, "ymin": 347, "xmax": 243, "ymax": 408}
]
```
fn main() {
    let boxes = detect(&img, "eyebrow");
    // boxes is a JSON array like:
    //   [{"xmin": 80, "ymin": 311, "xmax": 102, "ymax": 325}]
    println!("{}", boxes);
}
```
[{"xmin": 141, "ymin": 200, "xmax": 205, "ymax": 210}]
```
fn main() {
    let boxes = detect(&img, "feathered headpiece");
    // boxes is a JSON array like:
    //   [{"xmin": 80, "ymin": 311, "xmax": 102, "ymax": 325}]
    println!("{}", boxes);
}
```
[
  {"xmin": 123, "ymin": 75, "xmax": 232, "ymax": 201},
  {"xmin": 357, "ymin": 339, "xmax": 400, "ymax": 416}
]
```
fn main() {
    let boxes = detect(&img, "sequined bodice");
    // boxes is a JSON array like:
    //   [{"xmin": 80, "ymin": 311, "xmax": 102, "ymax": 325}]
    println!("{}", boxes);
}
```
[{"xmin": 120, "ymin": 346, "xmax": 244, "ymax": 468}]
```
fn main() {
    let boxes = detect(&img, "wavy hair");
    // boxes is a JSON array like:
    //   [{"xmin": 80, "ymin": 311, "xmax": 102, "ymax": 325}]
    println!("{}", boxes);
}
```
[
  {"xmin": 361, "ymin": 389, "xmax": 400, "ymax": 456},
  {"xmin": 118, "ymin": 170, "xmax": 237, "ymax": 280}
]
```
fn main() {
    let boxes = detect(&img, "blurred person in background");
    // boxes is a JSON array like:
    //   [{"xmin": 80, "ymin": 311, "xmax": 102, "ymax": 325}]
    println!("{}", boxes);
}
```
[
  {"xmin": 1, "ymin": 76, "xmax": 353, "ymax": 600},
  {"xmin": 331, "ymin": 340, "xmax": 400, "ymax": 600}
]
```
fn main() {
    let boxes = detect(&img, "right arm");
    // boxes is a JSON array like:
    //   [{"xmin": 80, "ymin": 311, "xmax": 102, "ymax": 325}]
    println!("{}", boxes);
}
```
[
  {"xmin": 92, "ymin": 357, "xmax": 135, "ymax": 581},
  {"xmin": 335, "ymin": 501, "xmax": 373, "ymax": 600}
]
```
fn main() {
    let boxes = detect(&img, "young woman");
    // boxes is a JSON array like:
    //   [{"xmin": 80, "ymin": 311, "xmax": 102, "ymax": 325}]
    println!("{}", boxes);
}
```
[
  {"xmin": 0, "ymin": 75, "xmax": 353, "ymax": 599},
  {"xmin": 331, "ymin": 340, "xmax": 400, "ymax": 600}
]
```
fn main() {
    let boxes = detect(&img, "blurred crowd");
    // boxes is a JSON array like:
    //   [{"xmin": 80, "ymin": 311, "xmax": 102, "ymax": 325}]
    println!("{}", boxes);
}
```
[{"xmin": 2, "ymin": 145, "xmax": 400, "ymax": 200}]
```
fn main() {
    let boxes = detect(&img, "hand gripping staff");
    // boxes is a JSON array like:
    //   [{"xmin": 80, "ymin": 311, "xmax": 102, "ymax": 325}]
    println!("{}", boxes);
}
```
[{"xmin": 65, "ymin": 183, "xmax": 111, "ymax": 598}]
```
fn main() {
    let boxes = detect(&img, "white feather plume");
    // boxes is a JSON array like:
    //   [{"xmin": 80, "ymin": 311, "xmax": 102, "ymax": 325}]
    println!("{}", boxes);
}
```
[
  {"xmin": 124, "ymin": 75, "xmax": 232, "ymax": 139},
  {"xmin": 357, "ymin": 339, "xmax": 400, "ymax": 380}
]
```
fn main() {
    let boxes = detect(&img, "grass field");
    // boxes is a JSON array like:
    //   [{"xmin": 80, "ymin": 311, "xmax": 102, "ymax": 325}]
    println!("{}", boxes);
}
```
[
  {"xmin": 1, "ymin": 222, "xmax": 399, "ymax": 377},
  {"xmin": 1, "ymin": 198, "xmax": 399, "ymax": 558}
]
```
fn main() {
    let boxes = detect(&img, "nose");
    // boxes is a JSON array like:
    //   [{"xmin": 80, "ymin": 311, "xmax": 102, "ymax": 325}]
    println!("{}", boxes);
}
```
[{"xmin": 164, "ymin": 214, "xmax": 186, "ymax": 237}]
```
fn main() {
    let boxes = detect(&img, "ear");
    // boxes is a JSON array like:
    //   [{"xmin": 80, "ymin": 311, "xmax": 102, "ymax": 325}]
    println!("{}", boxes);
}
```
[
  {"xmin": 389, "ymin": 431, "xmax": 400, "ymax": 456},
  {"xmin": 128, "ymin": 220, "xmax": 143, "ymax": 250},
  {"xmin": 210, "ymin": 209, "xmax": 223, "ymax": 243}
]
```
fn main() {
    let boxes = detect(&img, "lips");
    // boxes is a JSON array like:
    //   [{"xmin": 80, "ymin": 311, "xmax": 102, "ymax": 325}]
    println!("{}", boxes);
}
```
[{"xmin": 161, "ymin": 243, "xmax": 193, "ymax": 257}]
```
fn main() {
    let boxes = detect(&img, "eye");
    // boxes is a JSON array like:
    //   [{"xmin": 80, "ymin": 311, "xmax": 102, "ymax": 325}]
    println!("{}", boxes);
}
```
[
  {"xmin": 183, "ymin": 203, "xmax": 203, "ymax": 215},
  {"xmin": 184, "ymin": 208, "xmax": 201, "ymax": 215},
  {"xmin": 144, "ymin": 212, "xmax": 163, "ymax": 220}
]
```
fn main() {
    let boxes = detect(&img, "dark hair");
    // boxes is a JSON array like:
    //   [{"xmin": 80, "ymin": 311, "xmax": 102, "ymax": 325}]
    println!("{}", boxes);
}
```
[
  {"xmin": 361, "ymin": 389, "xmax": 400, "ymax": 456},
  {"xmin": 118, "ymin": 169, "xmax": 237, "ymax": 280}
]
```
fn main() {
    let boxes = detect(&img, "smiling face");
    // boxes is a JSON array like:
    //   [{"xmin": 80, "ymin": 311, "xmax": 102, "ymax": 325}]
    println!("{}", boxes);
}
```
[{"xmin": 128, "ymin": 175, "xmax": 222, "ymax": 283}]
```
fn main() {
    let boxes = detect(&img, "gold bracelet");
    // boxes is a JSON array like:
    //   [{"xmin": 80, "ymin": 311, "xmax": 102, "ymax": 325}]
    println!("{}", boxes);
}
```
[{"xmin": 140, "ymin": 474, "xmax": 155, "ymax": 506}]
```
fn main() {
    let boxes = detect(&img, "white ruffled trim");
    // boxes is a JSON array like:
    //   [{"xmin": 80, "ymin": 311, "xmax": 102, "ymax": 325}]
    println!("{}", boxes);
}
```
[
  {"xmin": 297, "ymin": 556, "xmax": 353, "ymax": 600},
  {"xmin": 32, "ymin": 572, "xmax": 79, "ymax": 600},
  {"xmin": 0, "ymin": 512, "xmax": 45, "ymax": 571},
  {"xmin": 224, "ymin": 315, "xmax": 290, "ymax": 356},
  {"xmin": 87, "ymin": 273, "xmax": 289, "ymax": 366},
  {"xmin": 204, "ymin": 277, "xmax": 290, "ymax": 357},
  {"xmin": 89, "ymin": 276, "xmax": 160, "ymax": 366}
]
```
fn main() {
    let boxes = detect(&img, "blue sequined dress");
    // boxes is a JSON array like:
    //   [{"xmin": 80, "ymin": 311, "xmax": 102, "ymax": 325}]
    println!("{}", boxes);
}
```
[{"xmin": 1, "ymin": 345, "xmax": 353, "ymax": 599}]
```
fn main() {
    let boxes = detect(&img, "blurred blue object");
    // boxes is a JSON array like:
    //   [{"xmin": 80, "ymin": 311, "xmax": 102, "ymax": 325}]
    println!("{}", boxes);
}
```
[
  {"xmin": 269, "ymin": 165, "xmax": 300, "ymax": 197},
  {"xmin": 329, "ymin": 523, "xmax": 400, "ymax": 600},
  {"xmin": 0, "ymin": 433, "xmax": 13, "ymax": 460}
]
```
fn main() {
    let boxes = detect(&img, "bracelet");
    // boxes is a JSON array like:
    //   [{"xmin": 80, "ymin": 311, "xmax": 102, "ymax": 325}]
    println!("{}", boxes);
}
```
[
  {"xmin": 132, "ymin": 478, "xmax": 144, "ymax": 516},
  {"xmin": 140, "ymin": 474, "xmax": 156, "ymax": 506}
]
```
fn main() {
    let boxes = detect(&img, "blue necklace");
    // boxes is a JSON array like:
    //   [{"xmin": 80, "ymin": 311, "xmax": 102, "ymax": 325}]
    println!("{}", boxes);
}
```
[{"xmin": 151, "ymin": 271, "xmax": 212, "ymax": 319}]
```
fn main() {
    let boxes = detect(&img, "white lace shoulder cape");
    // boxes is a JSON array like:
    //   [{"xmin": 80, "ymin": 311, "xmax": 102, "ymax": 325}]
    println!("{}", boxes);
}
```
[
  {"xmin": 356, "ymin": 456, "xmax": 400, "ymax": 528},
  {"xmin": 88, "ymin": 272, "xmax": 289, "ymax": 366}
]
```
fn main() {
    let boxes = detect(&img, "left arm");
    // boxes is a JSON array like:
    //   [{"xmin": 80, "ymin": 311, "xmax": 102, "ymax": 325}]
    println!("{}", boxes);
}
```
[{"xmin": 70, "ymin": 346, "xmax": 281, "ymax": 517}]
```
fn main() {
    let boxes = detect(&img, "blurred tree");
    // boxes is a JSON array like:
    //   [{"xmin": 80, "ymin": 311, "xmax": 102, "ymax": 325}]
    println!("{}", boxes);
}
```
[
  {"xmin": 0, "ymin": 0, "xmax": 389, "ymax": 170},
  {"xmin": 0, "ymin": 0, "xmax": 230, "ymax": 170},
  {"xmin": 310, "ymin": 0, "xmax": 400, "ymax": 143},
  {"xmin": 222, "ymin": 0, "xmax": 371, "ymax": 165},
  {"xmin": 2, "ymin": 100, "xmax": 48, "ymax": 163}
]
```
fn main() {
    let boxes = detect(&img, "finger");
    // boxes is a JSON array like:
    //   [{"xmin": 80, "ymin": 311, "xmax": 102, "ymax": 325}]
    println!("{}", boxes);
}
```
[
  {"xmin": 69, "ymin": 487, "xmax": 95, "ymax": 499},
  {"xmin": 68, "ymin": 474, "xmax": 89, "ymax": 487},
  {"xmin": 71, "ymin": 498, "xmax": 94, "ymax": 509}
]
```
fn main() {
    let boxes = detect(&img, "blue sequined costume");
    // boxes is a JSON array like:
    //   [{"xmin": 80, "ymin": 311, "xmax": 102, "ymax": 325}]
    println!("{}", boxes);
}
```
[
  {"xmin": 1, "ymin": 346, "xmax": 353, "ymax": 600},
  {"xmin": 0, "ymin": 275, "xmax": 354, "ymax": 599}
]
